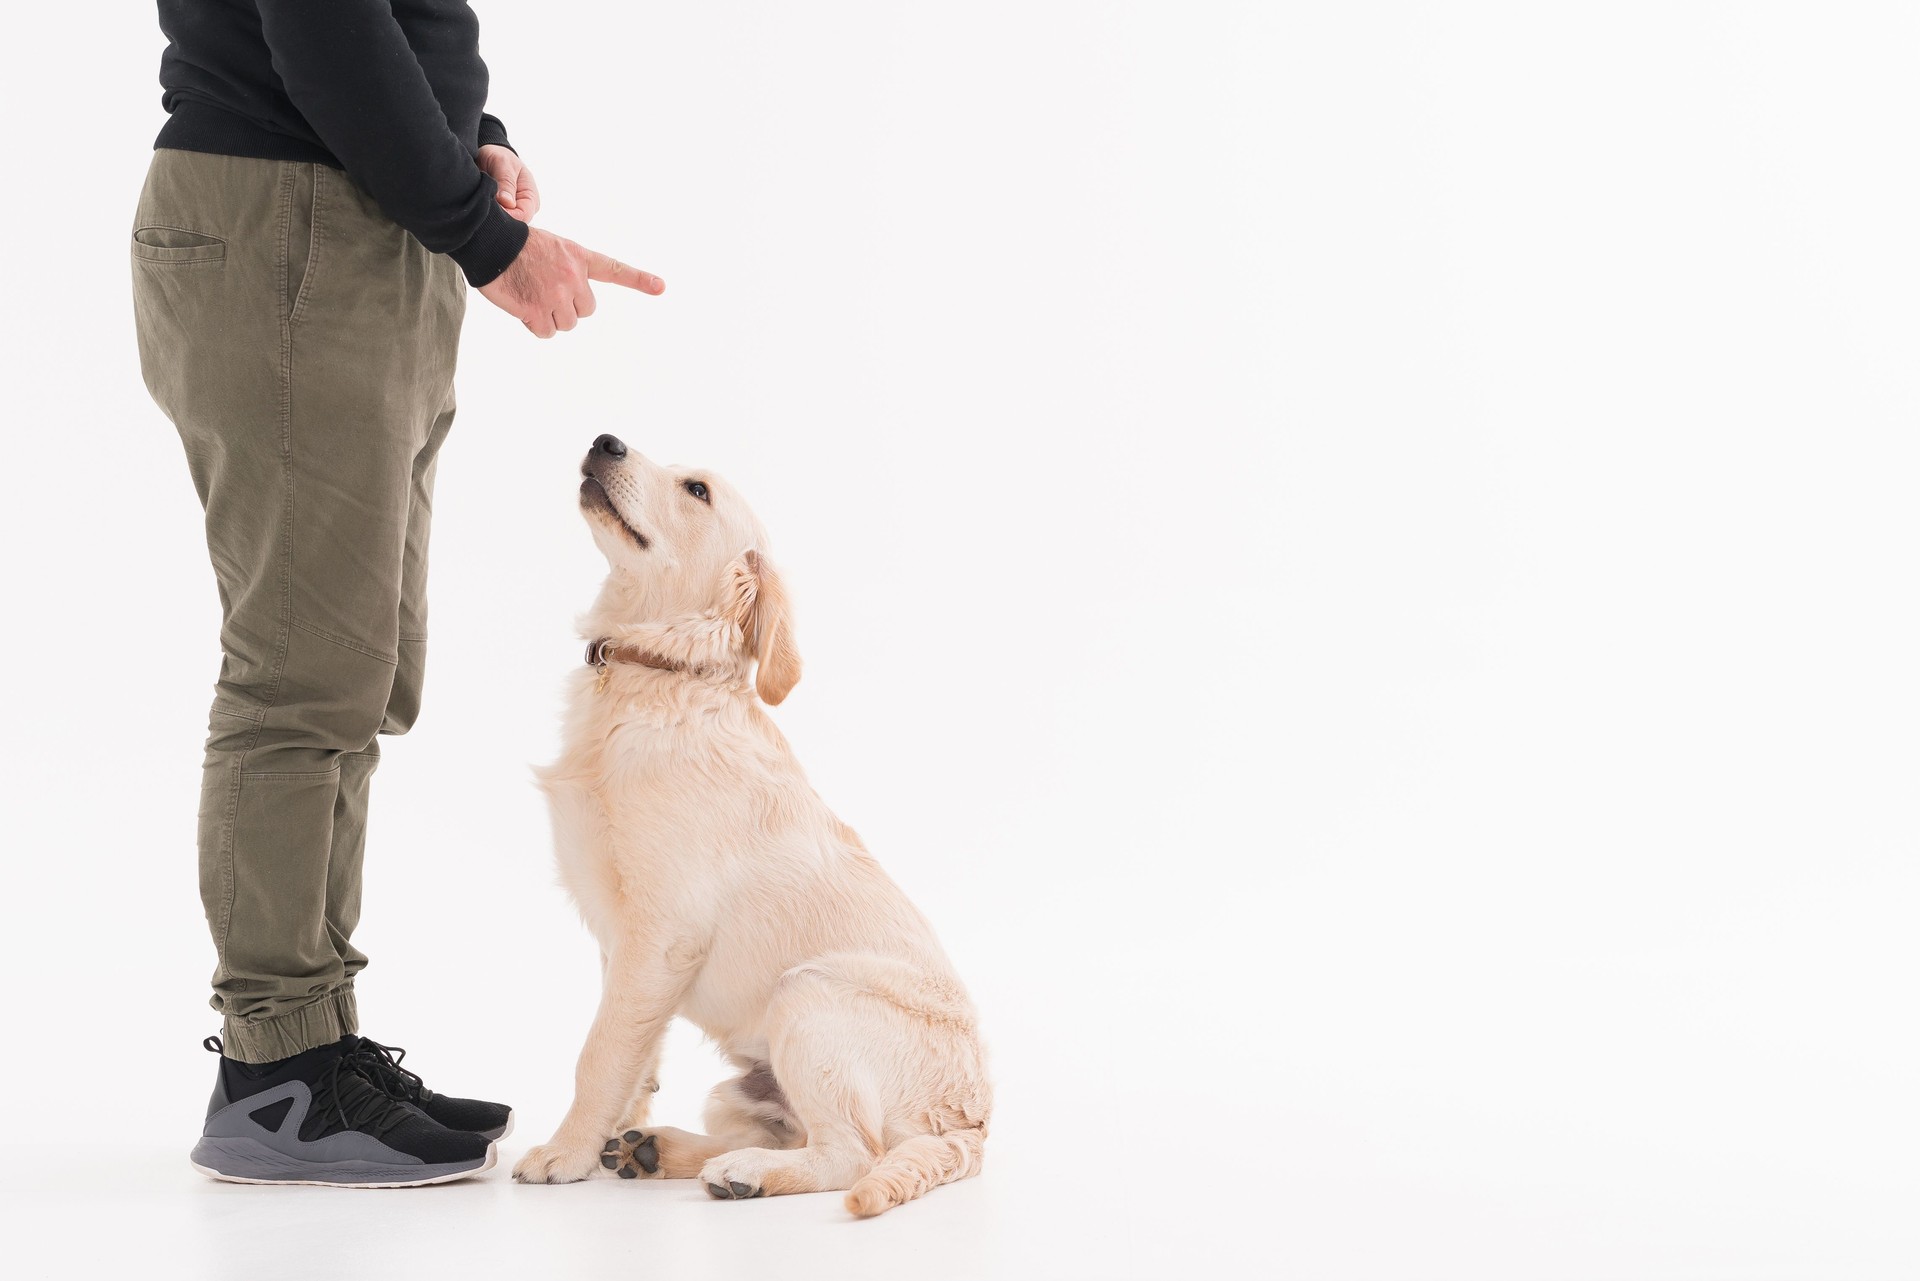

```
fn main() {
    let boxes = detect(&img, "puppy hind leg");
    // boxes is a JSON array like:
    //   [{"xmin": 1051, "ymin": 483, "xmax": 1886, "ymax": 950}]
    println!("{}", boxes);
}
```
[
  {"xmin": 704, "ymin": 1062, "xmax": 802, "ymax": 1149},
  {"xmin": 701, "ymin": 1095, "xmax": 882, "ymax": 1200},
  {"xmin": 703, "ymin": 970, "xmax": 894, "ymax": 1200},
  {"xmin": 699, "ymin": 1120, "xmax": 879, "ymax": 1200},
  {"xmin": 607, "ymin": 1066, "xmax": 801, "ymax": 1180}
]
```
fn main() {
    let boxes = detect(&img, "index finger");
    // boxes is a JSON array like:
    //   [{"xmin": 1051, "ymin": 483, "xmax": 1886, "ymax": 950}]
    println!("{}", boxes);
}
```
[{"xmin": 585, "ymin": 251, "xmax": 665, "ymax": 295}]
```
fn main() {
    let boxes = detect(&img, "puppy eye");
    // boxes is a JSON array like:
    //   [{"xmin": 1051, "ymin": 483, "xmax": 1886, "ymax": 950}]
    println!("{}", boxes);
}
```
[{"xmin": 684, "ymin": 480, "xmax": 711, "ymax": 504}]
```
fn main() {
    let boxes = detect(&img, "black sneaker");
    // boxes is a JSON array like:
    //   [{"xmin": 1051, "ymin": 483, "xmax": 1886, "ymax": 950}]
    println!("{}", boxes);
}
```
[
  {"xmin": 189, "ymin": 1035, "xmax": 495, "ymax": 1187},
  {"xmin": 341, "ymin": 1035, "xmax": 514, "ymax": 1141}
]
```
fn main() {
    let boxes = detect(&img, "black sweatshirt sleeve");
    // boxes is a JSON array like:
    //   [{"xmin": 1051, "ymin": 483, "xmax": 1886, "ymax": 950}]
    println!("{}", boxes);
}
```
[
  {"xmin": 479, "ymin": 113, "xmax": 514, "ymax": 153},
  {"xmin": 254, "ymin": 1, "xmax": 527, "ymax": 286}
]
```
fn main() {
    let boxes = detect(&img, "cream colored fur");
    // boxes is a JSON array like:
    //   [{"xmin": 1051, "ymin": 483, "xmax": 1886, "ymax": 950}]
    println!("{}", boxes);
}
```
[{"xmin": 512, "ymin": 446, "xmax": 990, "ymax": 1216}]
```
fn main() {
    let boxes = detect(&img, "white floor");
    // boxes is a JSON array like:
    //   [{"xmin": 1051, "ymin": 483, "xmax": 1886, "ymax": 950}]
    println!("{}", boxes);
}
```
[
  {"xmin": 8, "ymin": 1103, "xmax": 1918, "ymax": 1281},
  {"xmin": 5, "ymin": 1134, "xmax": 1222, "ymax": 1281}
]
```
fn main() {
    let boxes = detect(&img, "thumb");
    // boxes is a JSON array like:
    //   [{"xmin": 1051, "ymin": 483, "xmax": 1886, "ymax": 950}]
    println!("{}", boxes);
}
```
[{"xmin": 489, "ymin": 156, "xmax": 520, "ymax": 209}]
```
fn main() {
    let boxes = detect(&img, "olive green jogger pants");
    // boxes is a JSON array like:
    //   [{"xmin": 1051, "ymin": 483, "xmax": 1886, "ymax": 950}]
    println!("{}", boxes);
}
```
[{"xmin": 132, "ymin": 149, "xmax": 466, "ymax": 1062}]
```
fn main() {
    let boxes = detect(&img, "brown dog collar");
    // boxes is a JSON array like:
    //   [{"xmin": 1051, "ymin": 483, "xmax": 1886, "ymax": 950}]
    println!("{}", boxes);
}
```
[{"xmin": 585, "ymin": 638, "xmax": 689, "ymax": 676}]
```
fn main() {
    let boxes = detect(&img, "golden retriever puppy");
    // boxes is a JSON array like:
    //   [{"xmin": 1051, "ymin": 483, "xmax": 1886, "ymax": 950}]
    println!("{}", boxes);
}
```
[{"xmin": 511, "ymin": 434, "xmax": 990, "ymax": 1216}]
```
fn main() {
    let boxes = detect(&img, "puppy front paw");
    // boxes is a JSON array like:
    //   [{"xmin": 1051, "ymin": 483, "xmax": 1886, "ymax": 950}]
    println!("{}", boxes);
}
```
[{"xmin": 513, "ymin": 1141, "xmax": 605, "ymax": 1184}]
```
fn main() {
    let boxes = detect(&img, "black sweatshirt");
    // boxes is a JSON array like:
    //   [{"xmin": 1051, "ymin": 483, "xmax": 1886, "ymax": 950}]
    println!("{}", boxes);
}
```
[{"xmin": 152, "ymin": 0, "xmax": 528, "ymax": 286}]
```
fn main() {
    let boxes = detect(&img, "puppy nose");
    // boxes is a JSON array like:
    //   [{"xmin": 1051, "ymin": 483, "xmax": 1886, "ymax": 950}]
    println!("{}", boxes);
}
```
[{"xmin": 592, "ymin": 434, "xmax": 628, "ymax": 459}]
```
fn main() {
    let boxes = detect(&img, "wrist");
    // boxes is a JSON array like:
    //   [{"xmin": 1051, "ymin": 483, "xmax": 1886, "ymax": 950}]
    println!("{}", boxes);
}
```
[{"xmin": 451, "ymin": 205, "xmax": 530, "ymax": 287}]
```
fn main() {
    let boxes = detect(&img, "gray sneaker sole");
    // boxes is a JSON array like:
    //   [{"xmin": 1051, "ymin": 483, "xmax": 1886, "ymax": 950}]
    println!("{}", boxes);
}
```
[{"xmin": 190, "ymin": 1136, "xmax": 496, "ymax": 1188}]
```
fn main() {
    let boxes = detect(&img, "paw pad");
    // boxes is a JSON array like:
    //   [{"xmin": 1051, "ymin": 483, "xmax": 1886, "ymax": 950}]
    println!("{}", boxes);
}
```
[
  {"xmin": 707, "ymin": 1178, "xmax": 763, "ymax": 1199},
  {"xmin": 602, "ymin": 1130, "xmax": 659, "ymax": 1179}
]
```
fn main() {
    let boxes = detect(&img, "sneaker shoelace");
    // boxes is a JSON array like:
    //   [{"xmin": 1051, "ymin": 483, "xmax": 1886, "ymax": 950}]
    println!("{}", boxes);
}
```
[
  {"xmin": 345, "ymin": 1037, "xmax": 437, "ymax": 1106},
  {"xmin": 308, "ymin": 1052, "xmax": 417, "ymax": 1140}
]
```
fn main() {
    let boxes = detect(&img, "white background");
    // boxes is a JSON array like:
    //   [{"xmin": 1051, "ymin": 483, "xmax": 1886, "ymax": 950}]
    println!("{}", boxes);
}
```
[{"xmin": 2, "ymin": 3, "xmax": 1917, "ymax": 1278}]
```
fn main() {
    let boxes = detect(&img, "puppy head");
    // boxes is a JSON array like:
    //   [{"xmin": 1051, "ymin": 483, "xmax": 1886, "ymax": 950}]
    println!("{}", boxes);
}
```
[{"xmin": 579, "ymin": 435, "xmax": 801, "ymax": 703}]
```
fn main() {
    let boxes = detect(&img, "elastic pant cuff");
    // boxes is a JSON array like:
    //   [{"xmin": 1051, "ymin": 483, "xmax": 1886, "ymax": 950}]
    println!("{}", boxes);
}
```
[{"xmin": 221, "ymin": 984, "xmax": 359, "ymax": 1063}]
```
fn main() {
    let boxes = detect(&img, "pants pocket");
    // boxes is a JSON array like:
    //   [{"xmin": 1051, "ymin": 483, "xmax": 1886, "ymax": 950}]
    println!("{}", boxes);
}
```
[
  {"xmin": 287, "ymin": 165, "xmax": 318, "ymax": 322},
  {"xmin": 133, "ymin": 225, "xmax": 227, "ymax": 265}
]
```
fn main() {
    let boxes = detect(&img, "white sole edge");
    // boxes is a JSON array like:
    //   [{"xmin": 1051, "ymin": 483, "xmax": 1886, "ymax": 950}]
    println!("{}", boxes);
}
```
[{"xmin": 190, "ymin": 1143, "xmax": 496, "ymax": 1188}]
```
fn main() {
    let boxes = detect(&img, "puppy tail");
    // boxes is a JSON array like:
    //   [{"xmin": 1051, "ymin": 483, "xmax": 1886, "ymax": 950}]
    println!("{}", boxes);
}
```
[{"xmin": 844, "ymin": 1127, "xmax": 986, "ymax": 1218}]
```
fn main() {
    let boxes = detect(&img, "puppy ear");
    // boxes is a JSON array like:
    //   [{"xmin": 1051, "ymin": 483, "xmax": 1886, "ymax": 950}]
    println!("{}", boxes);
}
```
[{"xmin": 728, "ymin": 549, "xmax": 802, "ymax": 705}]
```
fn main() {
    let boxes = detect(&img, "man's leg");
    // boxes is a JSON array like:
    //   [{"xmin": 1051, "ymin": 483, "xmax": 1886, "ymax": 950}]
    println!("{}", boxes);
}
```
[
  {"xmin": 134, "ymin": 150, "xmax": 465, "ymax": 1063},
  {"xmin": 323, "ymin": 399, "xmax": 459, "ymax": 978}
]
